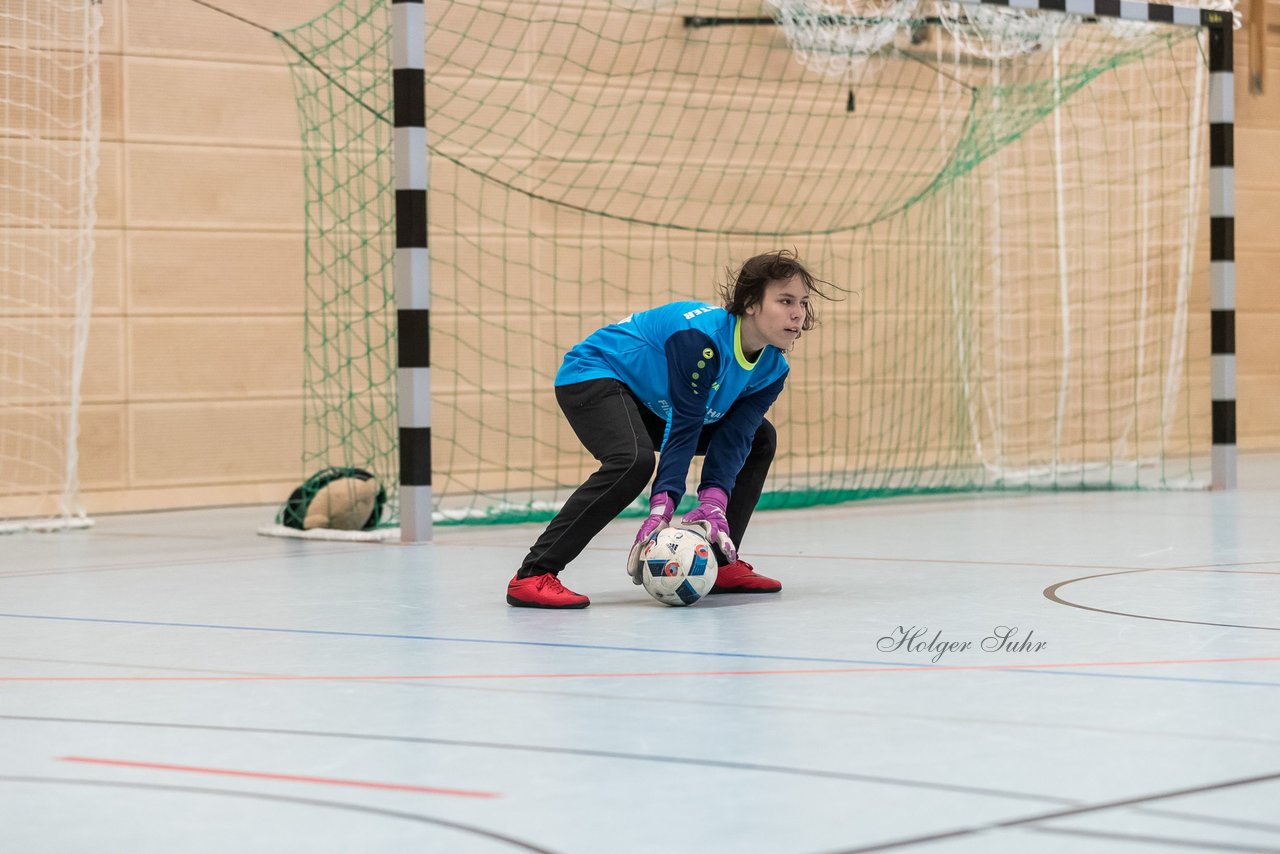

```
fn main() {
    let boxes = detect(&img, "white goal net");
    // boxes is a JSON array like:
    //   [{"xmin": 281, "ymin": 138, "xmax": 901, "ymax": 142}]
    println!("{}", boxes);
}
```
[{"xmin": 0, "ymin": 0, "xmax": 102, "ymax": 533}]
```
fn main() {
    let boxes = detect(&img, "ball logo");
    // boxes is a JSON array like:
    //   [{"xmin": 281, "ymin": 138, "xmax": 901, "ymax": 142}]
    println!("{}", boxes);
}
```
[
  {"xmin": 663, "ymin": 560, "xmax": 680, "ymax": 577},
  {"xmin": 688, "ymin": 544, "xmax": 711, "ymax": 577}
]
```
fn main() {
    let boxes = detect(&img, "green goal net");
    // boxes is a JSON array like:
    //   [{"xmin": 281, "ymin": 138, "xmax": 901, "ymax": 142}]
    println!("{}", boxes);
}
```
[{"xmin": 276, "ymin": 0, "xmax": 1212, "ymax": 528}]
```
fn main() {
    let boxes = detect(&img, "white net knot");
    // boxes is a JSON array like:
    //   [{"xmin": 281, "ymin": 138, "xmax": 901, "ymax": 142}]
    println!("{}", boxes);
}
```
[
  {"xmin": 765, "ymin": 0, "xmax": 920, "ymax": 79},
  {"xmin": 935, "ymin": 2, "xmax": 1078, "ymax": 59}
]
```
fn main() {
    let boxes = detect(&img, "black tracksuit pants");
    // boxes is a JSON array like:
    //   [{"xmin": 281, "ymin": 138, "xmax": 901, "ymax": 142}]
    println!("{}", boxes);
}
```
[{"xmin": 518, "ymin": 378, "xmax": 777, "ymax": 577}]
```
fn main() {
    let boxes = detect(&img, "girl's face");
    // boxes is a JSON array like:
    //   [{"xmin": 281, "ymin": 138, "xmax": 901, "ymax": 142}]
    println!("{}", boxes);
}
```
[{"xmin": 741, "ymin": 276, "xmax": 810, "ymax": 355}]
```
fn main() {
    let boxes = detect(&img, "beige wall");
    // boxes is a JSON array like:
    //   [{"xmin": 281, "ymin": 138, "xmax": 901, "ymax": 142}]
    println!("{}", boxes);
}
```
[
  {"xmin": 1236, "ymin": 0, "xmax": 1280, "ymax": 449},
  {"xmin": 78, "ymin": 0, "xmax": 336, "ymax": 514},
  {"xmin": 5, "ymin": 0, "xmax": 1278, "ymax": 516}
]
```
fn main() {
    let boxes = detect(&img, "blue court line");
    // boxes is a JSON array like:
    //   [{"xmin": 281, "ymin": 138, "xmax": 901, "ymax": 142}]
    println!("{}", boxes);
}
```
[
  {"xmin": 1, "ymin": 612, "xmax": 1276, "ymax": 688},
  {"xmin": 2, "ymin": 612, "xmax": 883, "ymax": 665},
  {"xmin": 1001, "ymin": 668, "xmax": 1280, "ymax": 689}
]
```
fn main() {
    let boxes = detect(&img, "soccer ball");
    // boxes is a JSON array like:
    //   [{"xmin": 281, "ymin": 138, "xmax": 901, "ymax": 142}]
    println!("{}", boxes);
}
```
[{"xmin": 641, "ymin": 527, "xmax": 718, "ymax": 606}]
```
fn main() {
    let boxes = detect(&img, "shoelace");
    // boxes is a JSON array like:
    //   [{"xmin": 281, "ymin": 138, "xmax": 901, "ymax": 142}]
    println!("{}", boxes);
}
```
[{"xmin": 536, "ymin": 573, "xmax": 566, "ymax": 592}]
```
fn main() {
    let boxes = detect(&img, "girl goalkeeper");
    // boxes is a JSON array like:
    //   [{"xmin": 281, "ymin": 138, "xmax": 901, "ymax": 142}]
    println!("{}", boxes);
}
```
[{"xmin": 507, "ymin": 250, "xmax": 836, "ymax": 608}]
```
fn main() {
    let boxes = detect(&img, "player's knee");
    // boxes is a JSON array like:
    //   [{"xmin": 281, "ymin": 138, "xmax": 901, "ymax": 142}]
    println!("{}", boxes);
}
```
[
  {"xmin": 753, "ymin": 419, "xmax": 777, "ymax": 461},
  {"xmin": 604, "ymin": 448, "xmax": 656, "ymax": 494}
]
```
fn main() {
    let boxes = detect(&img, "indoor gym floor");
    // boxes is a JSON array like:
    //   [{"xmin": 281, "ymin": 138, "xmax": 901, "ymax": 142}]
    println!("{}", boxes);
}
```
[{"xmin": 1, "ymin": 456, "xmax": 1278, "ymax": 853}]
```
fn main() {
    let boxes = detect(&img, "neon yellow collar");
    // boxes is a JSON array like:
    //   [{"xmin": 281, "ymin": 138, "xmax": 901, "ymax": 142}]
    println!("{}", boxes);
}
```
[{"xmin": 734, "ymin": 316, "xmax": 760, "ymax": 370}]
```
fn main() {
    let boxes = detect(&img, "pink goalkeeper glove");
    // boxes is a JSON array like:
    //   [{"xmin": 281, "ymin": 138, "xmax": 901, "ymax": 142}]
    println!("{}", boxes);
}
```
[
  {"xmin": 680, "ymin": 486, "xmax": 736, "ymax": 563},
  {"xmin": 626, "ymin": 492, "xmax": 675, "ymax": 585}
]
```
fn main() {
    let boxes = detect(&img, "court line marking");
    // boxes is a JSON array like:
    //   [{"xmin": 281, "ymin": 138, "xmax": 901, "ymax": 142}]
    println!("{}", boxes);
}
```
[
  {"xmin": 25, "ymin": 714, "xmax": 1280, "ymax": 815},
  {"xmin": 1045, "ymin": 569, "xmax": 1280, "ymax": 632},
  {"xmin": 1, "ymin": 612, "xmax": 1278, "ymax": 687},
  {"xmin": 0, "ymin": 546, "xmax": 375, "ymax": 580},
  {"xmin": 1021, "ymin": 670, "xmax": 1280, "ymax": 688},
  {"xmin": 577, "ymin": 545, "xmax": 1174, "ymax": 572},
  {"xmin": 32, "ymin": 716, "xmax": 1280, "ymax": 818},
  {"xmin": 0, "ymin": 777, "xmax": 551, "ymax": 853},
  {"xmin": 13, "ymin": 654, "xmax": 1280, "ymax": 749},
  {"xmin": 3, "ymin": 541, "xmax": 1275, "ymax": 580},
  {"xmin": 3, "ymin": 654, "xmax": 1277, "ymax": 684},
  {"xmin": 0, "ymin": 714, "xmax": 1075, "ymax": 806},
  {"xmin": 826, "ymin": 768, "xmax": 1280, "ymax": 853},
  {"xmin": 311, "ymin": 680, "xmax": 1280, "ymax": 743},
  {"xmin": 0, "ymin": 611, "xmax": 1012, "ymax": 666},
  {"xmin": 1132, "ymin": 806, "xmax": 1280, "ymax": 835},
  {"xmin": 58, "ymin": 756, "xmax": 500, "ymax": 799},
  {"xmin": 1162, "ymin": 567, "xmax": 1280, "ymax": 575},
  {"xmin": 0, "ymin": 654, "xmax": 265, "ymax": 677},
  {"xmin": 1028, "ymin": 825, "xmax": 1279, "ymax": 853}
]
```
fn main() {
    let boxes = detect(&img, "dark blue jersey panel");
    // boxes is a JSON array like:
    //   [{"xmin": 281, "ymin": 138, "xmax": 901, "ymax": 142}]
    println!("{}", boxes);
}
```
[
  {"xmin": 654, "ymin": 328, "xmax": 719, "ymax": 498},
  {"xmin": 698, "ymin": 375, "xmax": 785, "ymax": 495}
]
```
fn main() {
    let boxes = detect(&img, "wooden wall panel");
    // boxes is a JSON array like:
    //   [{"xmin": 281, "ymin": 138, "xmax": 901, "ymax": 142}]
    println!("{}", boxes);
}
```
[
  {"xmin": 79, "ymin": 404, "xmax": 128, "ymax": 491},
  {"xmin": 1235, "ymin": 188, "xmax": 1280, "ymax": 250},
  {"xmin": 1234, "ymin": 25, "xmax": 1280, "ymax": 448},
  {"xmin": 129, "ymin": 400, "xmax": 300, "ymax": 486},
  {"xmin": 101, "ymin": 53, "xmax": 124, "ymax": 142},
  {"xmin": 1235, "ymin": 72, "xmax": 1280, "ymax": 129},
  {"xmin": 82, "ymin": 318, "xmax": 126, "ymax": 403},
  {"xmin": 125, "ymin": 58, "xmax": 300, "ymax": 144},
  {"xmin": 125, "ymin": 146, "xmax": 303, "ymax": 229},
  {"xmin": 127, "ymin": 233, "xmax": 305, "ymax": 314},
  {"xmin": 0, "ymin": 320, "xmax": 115, "ymax": 405},
  {"xmin": 128, "ymin": 318, "xmax": 303, "ymax": 399},
  {"xmin": 1239, "ymin": 374, "xmax": 1280, "ymax": 445},
  {"xmin": 122, "ymin": 0, "xmax": 329, "ymax": 63},
  {"xmin": 41, "ymin": 1, "xmax": 314, "ymax": 516},
  {"xmin": 1236, "ymin": 128, "xmax": 1280, "ymax": 188},
  {"xmin": 101, "ymin": 0, "xmax": 123, "ymax": 54},
  {"xmin": 432, "ymin": 391, "xmax": 549, "ymax": 482},
  {"xmin": 1238, "ymin": 250, "xmax": 1280, "ymax": 312},
  {"xmin": 93, "ymin": 231, "xmax": 125, "ymax": 316},
  {"xmin": 1237, "ymin": 310, "xmax": 1280, "ymax": 444},
  {"xmin": 97, "ymin": 142, "xmax": 124, "ymax": 229}
]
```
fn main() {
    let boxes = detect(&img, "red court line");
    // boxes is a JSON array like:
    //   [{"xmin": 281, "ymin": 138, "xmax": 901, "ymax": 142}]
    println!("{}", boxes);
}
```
[
  {"xmin": 59, "ymin": 756, "xmax": 500, "ymax": 799},
  {"xmin": 6, "ymin": 655, "xmax": 1279, "ymax": 683}
]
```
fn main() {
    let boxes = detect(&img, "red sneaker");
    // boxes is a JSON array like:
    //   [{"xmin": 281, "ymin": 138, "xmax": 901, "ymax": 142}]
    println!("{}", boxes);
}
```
[
  {"xmin": 711, "ymin": 560, "xmax": 782, "ymax": 594},
  {"xmin": 506, "ymin": 572, "xmax": 590, "ymax": 609}
]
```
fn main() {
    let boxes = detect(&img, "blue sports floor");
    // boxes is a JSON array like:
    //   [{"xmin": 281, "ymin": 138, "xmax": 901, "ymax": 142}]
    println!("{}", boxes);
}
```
[{"xmin": 2, "ymin": 456, "xmax": 1278, "ymax": 853}]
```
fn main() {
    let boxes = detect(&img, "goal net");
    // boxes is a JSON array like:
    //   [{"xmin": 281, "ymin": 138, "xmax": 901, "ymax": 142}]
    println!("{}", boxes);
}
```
[
  {"xmin": 0, "ymin": 0, "xmax": 101, "ymax": 533},
  {"xmin": 277, "ymin": 0, "xmax": 1217, "ymax": 528}
]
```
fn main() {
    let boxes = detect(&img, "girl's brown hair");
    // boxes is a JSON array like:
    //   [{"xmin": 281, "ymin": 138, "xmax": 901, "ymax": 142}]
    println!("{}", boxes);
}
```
[{"xmin": 718, "ymin": 249, "xmax": 839, "ymax": 332}]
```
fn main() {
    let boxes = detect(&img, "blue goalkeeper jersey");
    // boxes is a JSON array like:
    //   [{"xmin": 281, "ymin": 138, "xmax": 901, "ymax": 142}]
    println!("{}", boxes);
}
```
[{"xmin": 556, "ymin": 301, "xmax": 788, "ymax": 501}]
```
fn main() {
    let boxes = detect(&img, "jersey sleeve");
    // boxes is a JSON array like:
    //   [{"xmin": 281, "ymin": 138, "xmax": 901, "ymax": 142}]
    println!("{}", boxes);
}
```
[
  {"xmin": 698, "ymin": 374, "xmax": 786, "ymax": 495},
  {"xmin": 650, "ymin": 328, "xmax": 719, "ymax": 502}
]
